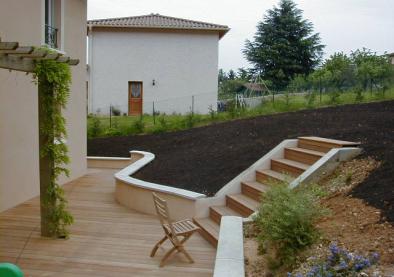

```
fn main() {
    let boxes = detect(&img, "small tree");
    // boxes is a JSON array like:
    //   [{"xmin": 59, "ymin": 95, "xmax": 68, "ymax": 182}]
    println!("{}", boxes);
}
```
[{"xmin": 324, "ymin": 52, "xmax": 354, "ymax": 91}]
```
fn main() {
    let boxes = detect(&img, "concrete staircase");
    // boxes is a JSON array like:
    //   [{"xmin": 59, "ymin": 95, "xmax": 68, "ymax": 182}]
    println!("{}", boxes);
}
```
[{"xmin": 193, "ymin": 136, "xmax": 360, "ymax": 247}]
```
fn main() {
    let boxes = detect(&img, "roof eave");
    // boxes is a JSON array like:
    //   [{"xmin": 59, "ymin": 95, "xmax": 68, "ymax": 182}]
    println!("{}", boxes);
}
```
[{"xmin": 87, "ymin": 24, "xmax": 230, "ymax": 38}]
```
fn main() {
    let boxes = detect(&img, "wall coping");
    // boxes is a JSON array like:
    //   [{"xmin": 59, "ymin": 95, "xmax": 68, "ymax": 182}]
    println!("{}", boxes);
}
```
[
  {"xmin": 213, "ymin": 216, "xmax": 245, "ymax": 277},
  {"xmin": 87, "ymin": 156, "xmax": 130, "ymax": 161},
  {"xmin": 114, "ymin": 150, "xmax": 206, "ymax": 200}
]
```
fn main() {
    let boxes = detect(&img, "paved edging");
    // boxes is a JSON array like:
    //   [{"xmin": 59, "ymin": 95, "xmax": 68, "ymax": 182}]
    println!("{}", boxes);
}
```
[{"xmin": 214, "ymin": 216, "xmax": 245, "ymax": 277}]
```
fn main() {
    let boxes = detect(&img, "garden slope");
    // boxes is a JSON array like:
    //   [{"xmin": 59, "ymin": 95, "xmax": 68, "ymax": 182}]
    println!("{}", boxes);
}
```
[{"xmin": 88, "ymin": 100, "xmax": 394, "ymax": 222}]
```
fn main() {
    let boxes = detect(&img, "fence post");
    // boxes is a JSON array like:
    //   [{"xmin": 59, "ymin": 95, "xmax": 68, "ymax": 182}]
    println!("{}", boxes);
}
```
[
  {"xmin": 153, "ymin": 101, "xmax": 156, "ymax": 125},
  {"xmin": 109, "ymin": 105, "xmax": 112, "ymax": 128},
  {"xmin": 192, "ymin": 95, "xmax": 195, "ymax": 115}
]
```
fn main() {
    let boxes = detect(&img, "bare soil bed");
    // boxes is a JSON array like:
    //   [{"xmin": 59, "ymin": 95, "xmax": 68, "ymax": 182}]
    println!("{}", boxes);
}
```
[
  {"xmin": 245, "ymin": 158, "xmax": 394, "ymax": 276},
  {"xmin": 87, "ymin": 100, "xmax": 394, "ymax": 222}
]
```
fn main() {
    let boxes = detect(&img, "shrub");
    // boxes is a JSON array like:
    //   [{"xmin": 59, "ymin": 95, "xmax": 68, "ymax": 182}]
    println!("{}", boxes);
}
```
[
  {"xmin": 89, "ymin": 116, "xmax": 102, "ymax": 138},
  {"xmin": 132, "ymin": 117, "xmax": 145, "ymax": 134},
  {"xmin": 354, "ymin": 87, "xmax": 364, "ymax": 102},
  {"xmin": 208, "ymin": 105, "xmax": 217, "ymax": 120},
  {"xmin": 254, "ymin": 183, "xmax": 325, "ymax": 268},
  {"xmin": 329, "ymin": 91, "xmax": 341, "ymax": 104},
  {"xmin": 152, "ymin": 116, "xmax": 168, "ymax": 134},
  {"xmin": 306, "ymin": 92, "xmax": 316, "ymax": 108},
  {"xmin": 184, "ymin": 112, "xmax": 196, "ymax": 128},
  {"xmin": 104, "ymin": 127, "xmax": 122, "ymax": 136},
  {"xmin": 289, "ymin": 244, "xmax": 379, "ymax": 276}
]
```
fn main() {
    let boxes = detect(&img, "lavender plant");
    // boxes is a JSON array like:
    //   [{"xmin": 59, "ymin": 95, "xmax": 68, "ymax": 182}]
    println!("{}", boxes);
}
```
[{"xmin": 288, "ymin": 244, "xmax": 379, "ymax": 277}]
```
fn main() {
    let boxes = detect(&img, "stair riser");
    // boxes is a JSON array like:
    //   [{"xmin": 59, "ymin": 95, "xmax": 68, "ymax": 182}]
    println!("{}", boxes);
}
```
[
  {"xmin": 209, "ymin": 208, "xmax": 222, "ymax": 225},
  {"xmin": 298, "ymin": 138, "xmax": 339, "ymax": 153},
  {"xmin": 241, "ymin": 183, "xmax": 264, "ymax": 202},
  {"xmin": 226, "ymin": 196, "xmax": 254, "ymax": 217},
  {"xmin": 193, "ymin": 220, "xmax": 218, "ymax": 248},
  {"xmin": 271, "ymin": 160, "xmax": 305, "ymax": 177},
  {"xmin": 284, "ymin": 148, "xmax": 321, "ymax": 165},
  {"xmin": 256, "ymin": 170, "xmax": 283, "ymax": 184}
]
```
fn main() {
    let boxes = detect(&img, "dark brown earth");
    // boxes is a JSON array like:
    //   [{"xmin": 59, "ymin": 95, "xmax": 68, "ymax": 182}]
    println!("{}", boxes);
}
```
[{"xmin": 87, "ymin": 100, "xmax": 394, "ymax": 222}]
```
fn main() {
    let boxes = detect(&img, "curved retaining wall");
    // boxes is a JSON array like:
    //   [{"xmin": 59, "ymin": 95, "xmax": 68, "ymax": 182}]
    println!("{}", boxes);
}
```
[{"xmin": 88, "ymin": 151, "xmax": 206, "ymax": 220}]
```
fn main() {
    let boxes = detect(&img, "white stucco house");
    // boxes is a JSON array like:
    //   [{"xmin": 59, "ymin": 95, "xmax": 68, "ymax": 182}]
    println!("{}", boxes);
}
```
[
  {"xmin": 87, "ymin": 14, "xmax": 229, "ymax": 115},
  {"xmin": 0, "ymin": 0, "xmax": 87, "ymax": 212},
  {"xmin": 389, "ymin": 53, "xmax": 394, "ymax": 65}
]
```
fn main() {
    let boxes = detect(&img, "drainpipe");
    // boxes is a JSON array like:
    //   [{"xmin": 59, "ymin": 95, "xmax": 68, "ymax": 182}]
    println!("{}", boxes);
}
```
[{"xmin": 88, "ymin": 25, "xmax": 93, "ymax": 114}]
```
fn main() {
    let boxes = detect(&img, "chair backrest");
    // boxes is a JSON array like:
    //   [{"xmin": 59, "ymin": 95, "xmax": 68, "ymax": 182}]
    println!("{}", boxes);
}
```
[{"xmin": 152, "ymin": 193, "xmax": 176, "ymax": 235}]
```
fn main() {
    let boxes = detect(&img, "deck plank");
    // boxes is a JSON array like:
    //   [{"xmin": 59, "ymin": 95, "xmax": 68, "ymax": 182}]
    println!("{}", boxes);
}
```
[{"xmin": 0, "ymin": 168, "xmax": 215, "ymax": 276}]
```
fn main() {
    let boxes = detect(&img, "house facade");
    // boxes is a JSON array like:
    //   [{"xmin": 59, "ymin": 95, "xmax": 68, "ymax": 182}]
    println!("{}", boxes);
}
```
[
  {"xmin": 389, "ymin": 53, "xmax": 394, "ymax": 65},
  {"xmin": 0, "ymin": 0, "xmax": 87, "ymax": 211},
  {"xmin": 87, "ymin": 14, "xmax": 229, "ymax": 115}
]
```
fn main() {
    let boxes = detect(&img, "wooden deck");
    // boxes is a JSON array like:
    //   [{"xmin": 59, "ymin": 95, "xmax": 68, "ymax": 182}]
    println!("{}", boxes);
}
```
[{"xmin": 0, "ymin": 168, "xmax": 216, "ymax": 276}]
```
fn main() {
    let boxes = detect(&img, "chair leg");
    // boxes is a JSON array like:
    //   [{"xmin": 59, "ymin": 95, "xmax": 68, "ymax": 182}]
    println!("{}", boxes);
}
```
[
  {"xmin": 159, "ymin": 245, "xmax": 178, "ymax": 267},
  {"xmin": 150, "ymin": 235, "xmax": 168, "ymax": 257},
  {"xmin": 178, "ymin": 234, "xmax": 194, "ymax": 263},
  {"xmin": 179, "ymin": 246, "xmax": 194, "ymax": 263}
]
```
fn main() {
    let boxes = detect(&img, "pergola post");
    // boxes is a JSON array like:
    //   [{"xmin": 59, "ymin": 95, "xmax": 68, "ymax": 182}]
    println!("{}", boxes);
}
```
[
  {"xmin": 38, "ymin": 77, "xmax": 56, "ymax": 237},
  {"xmin": 0, "ymin": 38, "xmax": 79, "ymax": 237}
]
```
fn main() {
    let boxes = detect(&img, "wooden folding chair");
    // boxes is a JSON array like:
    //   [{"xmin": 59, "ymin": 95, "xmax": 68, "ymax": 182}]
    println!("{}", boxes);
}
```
[{"xmin": 150, "ymin": 193, "xmax": 200, "ymax": 267}]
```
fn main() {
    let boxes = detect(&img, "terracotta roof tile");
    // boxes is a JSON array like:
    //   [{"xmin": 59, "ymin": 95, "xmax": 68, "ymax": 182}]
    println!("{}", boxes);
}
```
[{"xmin": 88, "ymin": 13, "xmax": 229, "ymax": 38}]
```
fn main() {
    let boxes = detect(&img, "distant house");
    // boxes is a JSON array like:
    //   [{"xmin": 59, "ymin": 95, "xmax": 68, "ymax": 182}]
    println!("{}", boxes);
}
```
[
  {"xmin": 87, "ymin": 14, "xmax": 229, "ymax": 115},
  {"xmin": 389, "ymin": 53, "xmax": 394, "ymax": 65}
]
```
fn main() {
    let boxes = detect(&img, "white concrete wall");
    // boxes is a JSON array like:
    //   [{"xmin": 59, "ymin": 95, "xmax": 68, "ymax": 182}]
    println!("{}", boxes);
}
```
[
  {"xmin": 0, "ymin": 0, "xmax": 87, "ymax": 212},
  {"xmin": 88, "ymin": 29, "xmax": 219, "ymax": 115}
]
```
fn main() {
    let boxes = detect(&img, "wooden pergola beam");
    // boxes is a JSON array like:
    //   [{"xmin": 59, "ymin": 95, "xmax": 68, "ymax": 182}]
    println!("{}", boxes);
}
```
[
  {"xmin": 0, "ymin": 46, "xmax": 34, "ymax": 55},
  {"xmin": 0, "ymin": 39, "xmax": 79, "ymax": 72},
  {"xmin": 0, "ymin": 54, "xmax": 35, "ymax": 72},
  {"xmin": 0, "ymin": 42, "xmax": 18, "ymax": 50}
]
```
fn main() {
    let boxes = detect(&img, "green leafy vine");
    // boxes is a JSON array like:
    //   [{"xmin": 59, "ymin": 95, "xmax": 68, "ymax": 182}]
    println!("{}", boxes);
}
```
[{"xmin": 32, "ymin": 56, "xmax": 73, "ymax": 237}]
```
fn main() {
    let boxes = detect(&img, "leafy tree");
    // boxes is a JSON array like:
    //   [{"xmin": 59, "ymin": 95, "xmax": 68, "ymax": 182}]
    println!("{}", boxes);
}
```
[
  {"xmin": 308, "ymin": 67, "xmax": 331, "ymax": 102},
  {"xmin": 219, "ymin": 79, "xmax": 246, "ymax": 99},
  {"xmin": 227, "ymin": 69, "xmax": 236, "ymax": 80},
  {"xmin": 243, "ymin": 0, "xmax": 324, "ymax": 90},
  {"xmin": 237, "ymin": 67, "xmax": 251, "ymax": 81},
  {"xmin": 323, "ymin": 52, "xmax": 354, "ymax": 91},
  {"xmin": 218, "ymin": 69, "xmax": 227, "ymax": 84},
  {"xmin": 351, "ymin": 48, "xmax": 394, "ymax": 92},
  {"xmin": 287, "ymin": 74, "xmax": 308, "ymax": 93}
]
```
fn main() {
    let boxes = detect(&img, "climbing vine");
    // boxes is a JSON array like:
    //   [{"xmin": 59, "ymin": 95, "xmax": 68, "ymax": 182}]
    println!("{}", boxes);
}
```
[{"xmin": 32, "ymin": 57, "xmax": 73, "ymax": 237}]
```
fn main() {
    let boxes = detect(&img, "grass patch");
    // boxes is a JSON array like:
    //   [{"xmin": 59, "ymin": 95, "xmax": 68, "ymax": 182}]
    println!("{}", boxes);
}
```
[{"xmin": 87, "ymin": 88, "xmax": 394, "ymax": 138}]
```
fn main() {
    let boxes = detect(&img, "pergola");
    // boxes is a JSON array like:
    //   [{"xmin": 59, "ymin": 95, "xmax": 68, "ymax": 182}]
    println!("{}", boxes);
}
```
[{"xmin": 0, "ymin": 38, "xmax": 79, "ymax": 237}]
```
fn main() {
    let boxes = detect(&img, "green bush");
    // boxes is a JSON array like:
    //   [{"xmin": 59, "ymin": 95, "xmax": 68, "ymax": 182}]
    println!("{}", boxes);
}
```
[
  {"xmin": 152, "ymin": 116, "xmax": 168, "ymax": 134},
  {"xmin": 88, "ymin": 116, "xmax": 102, "ymax": 138},
  {"xmin": 254, "ymin": 183, "xmax": 325, "ymax": 269},
  {"xmin": 132, "ymin": 118, "xmax": 145, "ymax": 134}
]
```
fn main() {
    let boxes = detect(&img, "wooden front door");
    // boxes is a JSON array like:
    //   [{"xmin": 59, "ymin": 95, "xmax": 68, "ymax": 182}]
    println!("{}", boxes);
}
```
[{"xmin": 128, "ymin": 81, "xmax": 143, "ymax": 115}]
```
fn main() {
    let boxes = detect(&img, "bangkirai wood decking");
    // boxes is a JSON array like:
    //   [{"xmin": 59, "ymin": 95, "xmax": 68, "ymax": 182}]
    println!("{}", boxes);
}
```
[{"xmin": 0, "ymin": 168, "xmax": 215, "ymax": 276}]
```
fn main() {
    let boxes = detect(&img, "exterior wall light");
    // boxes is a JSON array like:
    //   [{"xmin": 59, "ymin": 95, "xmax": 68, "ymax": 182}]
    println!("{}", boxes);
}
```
[{"xmin": 152, "ymin": 79, "xmax": 156, "ymax": 86}]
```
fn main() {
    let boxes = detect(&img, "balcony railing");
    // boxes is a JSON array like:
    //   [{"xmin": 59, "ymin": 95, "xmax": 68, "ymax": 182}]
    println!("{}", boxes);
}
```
[{"xmin": 45, "ymin": 24, "xmax": 58, "ymax": 49}]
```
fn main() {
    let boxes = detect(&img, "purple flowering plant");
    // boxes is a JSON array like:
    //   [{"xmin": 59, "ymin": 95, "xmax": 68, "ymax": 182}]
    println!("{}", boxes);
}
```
[{"xmin": 288, "ymin": 243, "xmax": 379, "ymax": 277}]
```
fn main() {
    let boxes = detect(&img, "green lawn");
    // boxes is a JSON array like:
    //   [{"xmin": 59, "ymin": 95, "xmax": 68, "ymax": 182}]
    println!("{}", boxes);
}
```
[{"xmin": 87, "ymin": 88, "xmax": 394, "ymax": 138}]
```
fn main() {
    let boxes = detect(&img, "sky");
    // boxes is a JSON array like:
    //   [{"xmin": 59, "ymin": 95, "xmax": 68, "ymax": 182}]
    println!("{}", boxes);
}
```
[{"xmin": 88, "ymin": 0, "xmax": 394, "ymax": 72}]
